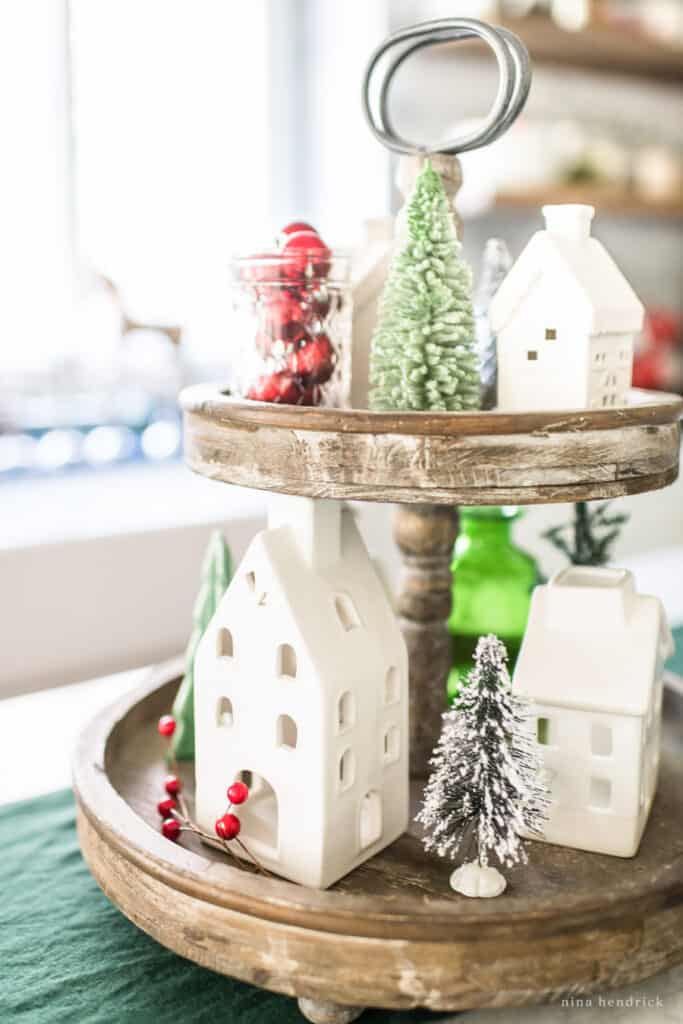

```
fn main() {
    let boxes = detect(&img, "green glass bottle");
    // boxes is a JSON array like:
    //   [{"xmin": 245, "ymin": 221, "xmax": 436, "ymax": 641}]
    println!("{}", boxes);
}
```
[{"xmin": 447, "ymin": 506, "xmax": 538, "ymax": 703}]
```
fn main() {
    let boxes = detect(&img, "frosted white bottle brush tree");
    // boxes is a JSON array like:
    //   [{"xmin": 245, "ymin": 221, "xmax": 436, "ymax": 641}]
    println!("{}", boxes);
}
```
[{"xmin": 416, "ymin": 634, "xmax": 549, "ymax": 897}]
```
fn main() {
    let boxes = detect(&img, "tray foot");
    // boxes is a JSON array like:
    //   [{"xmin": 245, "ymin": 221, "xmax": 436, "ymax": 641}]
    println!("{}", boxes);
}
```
[{"xmin": 297, "ymin": 997, "xmax": 365, "ymax": 1023}]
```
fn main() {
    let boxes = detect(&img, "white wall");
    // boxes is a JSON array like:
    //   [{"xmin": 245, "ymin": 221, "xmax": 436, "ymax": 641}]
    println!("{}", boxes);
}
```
[{"xmin": 2, "ymin": 455, "xmax": 681, "ymax": 696}]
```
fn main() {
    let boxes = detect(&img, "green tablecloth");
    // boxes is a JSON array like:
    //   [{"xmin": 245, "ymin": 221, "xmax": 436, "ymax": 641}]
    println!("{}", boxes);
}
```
[
  {"xmin": 0, "ymin": 790, "xmax": 444, "ymax": 1024},
  {"xmin": 3, "ymin": 628, "xmax": 682, "ymax": 1023}
]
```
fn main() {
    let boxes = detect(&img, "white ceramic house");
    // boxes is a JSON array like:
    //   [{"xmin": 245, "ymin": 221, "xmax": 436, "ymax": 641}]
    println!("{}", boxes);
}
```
[
  {"xmin": 513, "ymin": 566, "xmax": 673, "ymax": 857},
  {"xmin": 193, "ymin": 495, "xmax": 409, "ymax": 889},
  {"xmin": 490, "ymin": 204, "xmax": 644, "ymax": 412}
]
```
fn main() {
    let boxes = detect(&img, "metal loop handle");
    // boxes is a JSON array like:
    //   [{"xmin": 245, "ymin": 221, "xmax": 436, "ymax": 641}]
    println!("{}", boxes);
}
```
[{"xmin": 362, "ymin": 18, "xmax": 531, "ymax": 156}]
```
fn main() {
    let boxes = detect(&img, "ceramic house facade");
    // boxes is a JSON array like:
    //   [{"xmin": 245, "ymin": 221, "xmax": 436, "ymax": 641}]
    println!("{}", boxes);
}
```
[
  {"xmin": 490, "ymin": 204, "xmax": 644, "ymax": 413},
  {"xmin": 513, "ymin": 566, "xmax": 673, "ymax": 857},
  {"xmin": 193, "ymin": 495, "xmax": 409, "ymax": 889}
]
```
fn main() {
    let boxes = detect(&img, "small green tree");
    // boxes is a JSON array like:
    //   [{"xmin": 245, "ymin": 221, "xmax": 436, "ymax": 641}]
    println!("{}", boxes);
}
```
[
  {"xmin": 172, "ymin": 530, "xmax": 231, "ymax": 760},
  {"xmin": 543, "ymin": 501, "xmax": 628, "ymax": 567},
  {"xmin": 369, "ymin": 160, "xmax": 480, "ymax": 412}
]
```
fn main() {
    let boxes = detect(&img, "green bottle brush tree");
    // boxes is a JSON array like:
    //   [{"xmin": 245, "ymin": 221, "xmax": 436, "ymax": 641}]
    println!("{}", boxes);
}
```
[
  {"xmin": 172, "ymin": 530, "xmax": 232, "ymax": 760},
  {"xmin": 369, "ymin": 160, "xmax": 480, "ymax": 412}
]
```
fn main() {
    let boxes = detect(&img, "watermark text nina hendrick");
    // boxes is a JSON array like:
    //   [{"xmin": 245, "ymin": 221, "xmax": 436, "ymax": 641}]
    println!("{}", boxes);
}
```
[{"xmin": 561, "ymin": 995, "xmax": 664, "ymax": 1009}]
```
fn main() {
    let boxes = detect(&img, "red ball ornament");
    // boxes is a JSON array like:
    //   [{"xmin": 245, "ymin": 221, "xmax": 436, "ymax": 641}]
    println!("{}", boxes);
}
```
[
  {"xmin": 161, "ymin": 817, "xmax": 181, "ymax": 841},
  {"xmin": 157, "ymin": 797, "xmax": 178, "ymax": 818},
  {"xmin": 282, "ymin": 231, "xmax": 331, "ymax": 281},
  {"xmin": 260, "ymin": 292, "xmax": 306, "ymax": 339},
  {"xmin": 280, "ymin": 220, "xmax": 317, "ymax": 239},
  {"xmin": 289, "ymin": 333, "xmax": 335, "ymax": 385},
  {"xmin": 164, "ymin": 774, "xmax": 182, "ymax": 796},
  {"xmin": 309, "ymin": 285, "xmax": 331, "ymax": 321},
  {"xmin": 157, "ymin": 714, "xmax": 176, "ymax": 738},
  {"xmin": 215, "ymin": 813, "xmax": 241, "ymax": 841},
  {"xmin": 227, "ymin": 781, "xmax": 249, "ymax": 805},
  {"xmin": 247, "ymin": 370, "xmax": 305, "ymax": 405}
]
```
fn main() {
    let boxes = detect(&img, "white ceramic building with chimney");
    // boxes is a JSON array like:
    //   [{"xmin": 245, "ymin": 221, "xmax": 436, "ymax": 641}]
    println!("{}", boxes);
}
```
[
  {"xmin": 490, "ymin": 204, "xmax": 644, "ymax": 412},
  {"xmin": 193, "ymin": 495, "xmax": 409, "ymax": 889},
  {"xmin": 513, "ymin": 566, "xmax": 673, "ymax": 857}
]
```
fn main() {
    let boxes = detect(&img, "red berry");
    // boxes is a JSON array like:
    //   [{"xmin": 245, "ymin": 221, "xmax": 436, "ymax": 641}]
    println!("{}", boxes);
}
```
[
  {"xmin": 289, "ymin": 333, "xmax": 335, "ymax": 385},
  {"xmin": 247, "ymin": 370, "xmax": 305, "ymax": 405},
  {"xmin": 164, "ymin": 774, "xmax": 182, "ymax": 796},
  {"xmin": 161, "ymin": 817, "xmax": 181, "ymax": 841},
  {"xmin": 282, "ymin": 231, "xmax": 331, "ymax": 281},
  {"xmin": 215, "ymin": 813, "xmax": 241, "ymax": 841},
  {"xmin": 157, "ymin": 715, "xmax": 176, "ymax": 737},
  {"xmin": 157, "ymin": 797, "xmax": 178, "ymax": 817},
  {"xmin": 280, "ymin": 221, "xmax": 317, "ymax": 238},
  {"xmin": 227, "ymin": 781, "xmax": 249, "ymax": 805}
]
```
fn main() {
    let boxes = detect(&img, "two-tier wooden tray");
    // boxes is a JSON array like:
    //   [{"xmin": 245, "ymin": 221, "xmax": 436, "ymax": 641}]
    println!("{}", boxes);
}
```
[{"xmin": 76, "ymin": 386, "xmax": 683, "ymax": 1022}]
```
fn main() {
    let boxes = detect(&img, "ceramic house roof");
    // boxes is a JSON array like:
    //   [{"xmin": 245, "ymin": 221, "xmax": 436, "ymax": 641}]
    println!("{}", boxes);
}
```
[
  {"xmin": 513, "ymin": 568, "xmax": 673, "ymax": 717},
  {"xmin": 490, "ymin": 228, "xmax": 645, "ymax": 336},
  {"xmin": 198, "ymin": 505, "xmax": 406, "ymax": 702}
]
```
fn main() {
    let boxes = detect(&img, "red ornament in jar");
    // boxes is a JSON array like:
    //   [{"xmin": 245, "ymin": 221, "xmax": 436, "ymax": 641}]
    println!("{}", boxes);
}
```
[
  {"xmin": 288, "ymin": 333, "xmax": 335, "ymax": 385},
  {"xmin": 230, "ymin": 226, "xmax": 350, "ymax": 408},
  {"xmin": 282, "ymin": 230, "xmax": 332, "ymax": 282}
]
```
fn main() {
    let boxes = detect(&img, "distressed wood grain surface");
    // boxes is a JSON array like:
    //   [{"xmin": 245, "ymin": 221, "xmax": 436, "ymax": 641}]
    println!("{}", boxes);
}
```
[
  {"xmin": 73, "ymin": 666, "xmax": 683, "ymax": 1016},
  {"xmin": 181, "ymin": 386, "xmax": 682, "ymax": 506}
]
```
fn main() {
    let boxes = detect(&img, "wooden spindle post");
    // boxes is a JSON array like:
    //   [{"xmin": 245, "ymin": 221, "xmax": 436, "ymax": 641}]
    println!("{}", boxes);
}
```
[
  {"xmin": 394, "ymin": 504, "xmax": 459, "ymax": 777},
  {"xmin": 394, "ymin": 153, "xmax": 464, "ymax": 777}
]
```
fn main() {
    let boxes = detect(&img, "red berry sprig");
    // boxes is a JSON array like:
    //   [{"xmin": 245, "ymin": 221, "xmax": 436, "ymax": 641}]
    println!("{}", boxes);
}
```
[
  {"xmin": 155, "ymin": 714, "xmax": 267, "ymax": 874},
  {"xmin": 214, "ymin": 781, "xmax": 250, "ymax": 844},
  {"xmin": 227, "ymin": 781, "xmax": 249, "ymax": 805},
  {"xmin": 157, "ymin": 715, "xmax": 176, "ymax": 737},
  {"xmin": 157, "ymin": 797, "xmax": 178, "ymax": 817},
  {"xmin": 161, "ymin": 817, "xmax": 181, "ymax": 841},
  {"xmin": 215, "ymin": 813, "xmax": 241, "ymax": 841}
]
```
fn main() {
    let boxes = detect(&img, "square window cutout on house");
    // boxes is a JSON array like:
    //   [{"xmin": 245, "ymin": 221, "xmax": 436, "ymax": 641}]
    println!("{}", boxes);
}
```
[
  {"xmin": 537, "ymin": 717, "xmax": 552, "ymax": 745},
  {"xmin": 276, "ymin": 714, "xmax": 298, "ymax": 750},
  {"xmin": 589, "ymin": 777, "xmax": 611, "ymax": 810},
  {"xmin": 334, "ymin": 593, "xmax": 361, "ymax": 632},
  {"xmin": 276, "ymin": 643, "xmax": 297, "ymax": 678},
  {"xmin": 591, "ymin": 723, "xmax": 612, "ymax": 757},
  {"xmin": 527, "ymin": 350, "xmax": 538, "ymax": 361},
  {"xmin": 338, "ymin": 691, "xmax": 355, "ymax": 731},
  {"xmin": 545, "ymin": 328, "xmax": 557, "ymax": 340},
  {"xmin": 216, "ymin": 627, "xmax": 233, "ymax": 659},
  {"xmin": 383, "ymin": 726, "xmax": 400, "ymax": 764},
  {"xmin": 384, "ymin": 667, "xmax": 400, "ymax": 705},
  {"xmin": 339, "ymin": 748, "xmax": 355, "ymax": 791}
]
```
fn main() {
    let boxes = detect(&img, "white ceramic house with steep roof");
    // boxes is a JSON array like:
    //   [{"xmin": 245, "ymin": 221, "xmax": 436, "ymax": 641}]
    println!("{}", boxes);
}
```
[
  {"xmin": 490, "ymin": 205, "xmax": 644, "ymax": 412},
  {"xmin": 513, "ymin": 566, "xmax": 673, "ymax": 858},
  {"xmin": 193, "ymin": 495, "xmax": 409, "ymax": 889}
]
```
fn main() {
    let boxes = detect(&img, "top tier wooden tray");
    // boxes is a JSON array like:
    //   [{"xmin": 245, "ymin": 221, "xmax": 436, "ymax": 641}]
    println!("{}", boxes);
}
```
[{"xmin": 181, "ymin": 385, "xmax": 682, "ymax": 507}]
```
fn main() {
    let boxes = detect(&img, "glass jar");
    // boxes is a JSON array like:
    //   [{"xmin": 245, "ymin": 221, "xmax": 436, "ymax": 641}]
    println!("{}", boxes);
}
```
[
  {"xmin": 447, "ymin": 506, "xmax": 539, "ymax": 703},
  {"xmin": 228, "ymin": 252, "xmax": 351, "ymax": 407}
]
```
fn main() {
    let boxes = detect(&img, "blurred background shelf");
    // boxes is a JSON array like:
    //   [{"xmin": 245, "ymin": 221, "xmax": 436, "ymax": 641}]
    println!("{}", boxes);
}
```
[
  {"xmin": 496, "ymin": 14, "xmax": 683, "ymax": 84},
  {"xmin": 495, "ymin": 184, "xmax": 683, "ymax": 219}
]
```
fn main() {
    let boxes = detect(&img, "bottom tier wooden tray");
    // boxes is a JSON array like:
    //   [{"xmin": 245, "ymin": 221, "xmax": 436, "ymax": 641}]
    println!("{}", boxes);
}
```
[{"xmin": 74, "ymin": 663, "xmax": 683, "ymax": 1024}]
